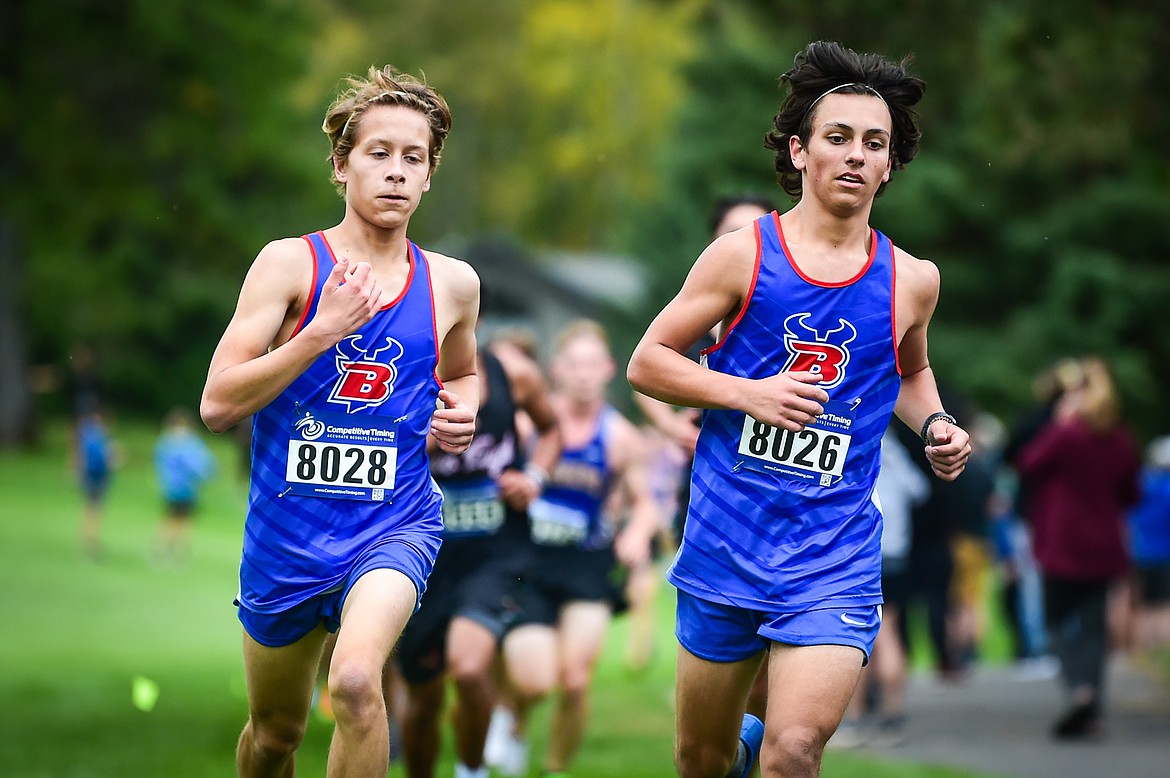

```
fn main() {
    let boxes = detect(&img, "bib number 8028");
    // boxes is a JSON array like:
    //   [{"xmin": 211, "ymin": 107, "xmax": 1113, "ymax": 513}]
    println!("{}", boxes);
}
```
[
  {"xmin": 285, "ymin": 441, "xmax": 397, "ymax": 489},
  {"xmin": 738, "ymin": 418, "xmax": 848, "ymax": 477}
]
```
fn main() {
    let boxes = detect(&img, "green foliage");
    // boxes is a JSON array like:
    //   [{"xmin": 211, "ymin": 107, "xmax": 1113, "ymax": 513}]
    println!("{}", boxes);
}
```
[
  {"xmin": 627, "ymin": 0, "xmax": 1170, "ymax": 433},
  {"xmin": 5, "ymin": 0, "xmax": 1170, "ymax": 435},
  {"xmin": 5, "ymin": 0, "xmax": 330, "ymax": 416}
]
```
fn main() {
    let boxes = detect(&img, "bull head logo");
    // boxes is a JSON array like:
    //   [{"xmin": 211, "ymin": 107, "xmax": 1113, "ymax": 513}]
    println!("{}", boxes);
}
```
[
  {"xmin": 781, "ymin": 313, "xmax": 856, "ymax": 389},
  {"xmin": 328, "ymin": 334, "xmax": 405, "ymax": 412}
]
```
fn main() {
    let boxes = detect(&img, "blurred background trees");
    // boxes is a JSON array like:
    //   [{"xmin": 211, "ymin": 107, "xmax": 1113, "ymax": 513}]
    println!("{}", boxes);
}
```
[{"xmin": 2, "ymin": 0, "xmax": 1167, "ymax": 445}]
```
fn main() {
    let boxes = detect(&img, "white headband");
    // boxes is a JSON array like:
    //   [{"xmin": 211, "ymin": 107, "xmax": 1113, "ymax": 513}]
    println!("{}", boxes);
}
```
[{"xmin": 803, "ymin": 82, "xmax": 888, "ymax": 126}]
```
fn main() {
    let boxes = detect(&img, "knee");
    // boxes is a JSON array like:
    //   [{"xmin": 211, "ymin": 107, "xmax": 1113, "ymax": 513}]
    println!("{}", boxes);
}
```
[
  {"xmin": 760, "ymin": 725, "xmax": 825, "ymax": 776},
  {"xmin": 247, "ymin": 717, "xmax": 306, "ymax": 766},
  {"xmin": 405, "ymin": 684, "xmax": 444, "ymax": 725},
  {"xmin": 508, "ymin": 662, "xmax": 557, "ymax": 703},
  {"xmin": 447, "ymin": 649, "xmax": 492, "ymax": 686},
  {"xmin": 328, "ymin": 660, "xmax": 383, "ymax": 724},
  {"xmin": 557, "ymin": 662, "xmax": 593, "ymax": 697},
  {"xmin": 674, "ymin": 735, "xmax": 734, "ymax": 778}
]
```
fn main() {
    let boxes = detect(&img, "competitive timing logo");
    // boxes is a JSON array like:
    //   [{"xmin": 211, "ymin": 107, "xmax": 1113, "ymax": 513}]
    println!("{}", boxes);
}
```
[
  {"xmin": 329, "ymin": 334, "xmax": 405, "ymax": 412},
  {"xmin": 781, "ymin": 313, "xmax": 857, "ymax": 389},
  {"xmin": 294, "ymin": 413, "xmax": 326, "ymax": 440}
]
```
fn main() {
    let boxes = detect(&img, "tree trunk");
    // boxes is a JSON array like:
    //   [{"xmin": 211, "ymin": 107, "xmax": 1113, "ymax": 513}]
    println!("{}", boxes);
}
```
[{"xmin": 0, "ymin": 217, "xmax": 34, "ymax": 447}]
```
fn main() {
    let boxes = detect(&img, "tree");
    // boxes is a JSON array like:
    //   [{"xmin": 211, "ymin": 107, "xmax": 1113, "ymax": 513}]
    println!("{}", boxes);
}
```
[
  {"xmin": 625, "ymin": 0, "xmax": 1170, "ymax": 434},
  {"xmin": 0, "ymin": 0, "xmax": 328, "ymax": 440}
]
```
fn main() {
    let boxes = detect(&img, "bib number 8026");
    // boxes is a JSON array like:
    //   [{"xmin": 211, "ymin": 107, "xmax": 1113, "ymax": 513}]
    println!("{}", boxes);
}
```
[{"xmin": 738, "ymin": 418, "xmax": 848, "ymax": 478}]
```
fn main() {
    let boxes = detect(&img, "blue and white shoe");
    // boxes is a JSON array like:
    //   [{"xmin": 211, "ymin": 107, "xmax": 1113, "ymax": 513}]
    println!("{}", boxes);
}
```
[{"xmin": 734, "ymin": 713, "xmax": 764, "ymax": 778}]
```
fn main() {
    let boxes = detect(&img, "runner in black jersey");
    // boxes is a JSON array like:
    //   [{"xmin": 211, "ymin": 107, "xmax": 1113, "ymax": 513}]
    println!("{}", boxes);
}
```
[{"xmin": 396, "ymin": 346, "xmax": 560, "ymax": 778}]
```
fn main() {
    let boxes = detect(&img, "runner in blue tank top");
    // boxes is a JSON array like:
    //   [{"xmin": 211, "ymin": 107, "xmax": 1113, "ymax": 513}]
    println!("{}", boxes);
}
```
[
  {"xmin": 395, "ymin": 345, "xmax": 562, "ymax": 778},
  {"xmin": 200, "ymin": 66, "xmax": 480, "ymax": 777},
  {"xmin": 628, "ymin": 42, "xmax": 972, "ymax": 778},
  {"xmin": 491, "ymin": 320, "xmax": 660, "ymax": 778}
]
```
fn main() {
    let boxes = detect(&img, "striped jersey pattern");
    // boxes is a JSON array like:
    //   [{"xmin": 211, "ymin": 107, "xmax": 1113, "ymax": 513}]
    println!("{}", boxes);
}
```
[
  {"xmin": 668, "ymin": 211, "xmax": 902, "ymax": 612},
  {"xmin": 528, "ymin": 406, "xmax": 616, "ymax": 551},
  {"xmin": 240, "ymin": 232, "xmax": 443, "ymax": 613}
]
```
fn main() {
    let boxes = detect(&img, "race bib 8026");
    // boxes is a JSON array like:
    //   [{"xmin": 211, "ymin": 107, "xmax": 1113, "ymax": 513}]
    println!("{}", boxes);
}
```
[{"xmin": 736, "ymin": 400, "xmax": 855, "ymax": 487}]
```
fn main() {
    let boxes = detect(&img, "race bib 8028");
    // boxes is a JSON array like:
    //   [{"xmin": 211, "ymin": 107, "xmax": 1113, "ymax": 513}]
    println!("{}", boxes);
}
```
[{"xmin": 284, "ymin": 409, "xmax": 397, "ymax": 501}]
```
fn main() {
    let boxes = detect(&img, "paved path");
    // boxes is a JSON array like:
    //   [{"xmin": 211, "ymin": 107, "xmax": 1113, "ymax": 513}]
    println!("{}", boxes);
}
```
[{"xmin": 850, "ymin": 656, "xmax": 1170, "ymax": 777}]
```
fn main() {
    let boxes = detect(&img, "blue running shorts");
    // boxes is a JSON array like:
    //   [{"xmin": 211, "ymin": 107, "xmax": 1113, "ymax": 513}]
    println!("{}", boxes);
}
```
[
  {"xmin": 676, "ymin": 589, "xmax": 881, "ymax": 664},
  {"xmin": 238, "ymin": 530, "xmax": 441, "ymax": 648}
]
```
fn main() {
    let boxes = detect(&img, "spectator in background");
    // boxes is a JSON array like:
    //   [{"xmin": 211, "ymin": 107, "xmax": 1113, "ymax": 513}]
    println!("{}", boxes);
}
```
[
  {"xmin": 76, "ymin": 407, "xmax": 116, "ymax": 560},
  {"xmin": 833, "ymin": 423, "xmax": 929, "ymax": 748},
  {"xmin": 941, "ymin": 409, "xmax": 999, "ymax": 674},
  {"xmin": 999, "ymin": 359, "xmax": 1086, "ymax": 667},
  {"xmin": 893, "ymin": 390, "xmax": 995, "ymax": 681},
  {"xmin": 152, "ymin": 407, "xmax": 217, "ymax": 566},
  {"xmin": 988, "ymin": 469, "xmax": 1058, "ymax": 681},
  {"xmin": 1127, "ymin": 435, "xmax": 1170, "ymax": 652},
  {"xmin": 894, "ymin": 412, "xmax": 957, "ymax": 681},
  {"xmin": 1016, "ymin": 356, "xmax": 1140, "ymax": 740}
]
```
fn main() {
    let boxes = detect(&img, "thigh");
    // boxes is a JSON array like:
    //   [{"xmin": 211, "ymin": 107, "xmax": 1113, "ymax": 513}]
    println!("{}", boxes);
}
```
[
  {"xmin": 675, "ymin": 643, "xmax": 763, "ymax": 762},
  {"xmin": 765, "ymin": 642, "xmax": 864, "ymax": 739},
  {"xmin": 334, "ymin": 568, "xmax": 419, "ymax": 673},
  {"xmin": 447, "ymin": 615, "xmax": 498, "ymax": 677},
  {"xmin": 557, "ymin": 601, "xmax": 612, "ymax": 673},
  {"xmin": 502, "ymin": 622, "xmax": 559, "ymax": 694},
  {"xmin": 242, "ymin": 625, "xmax": 329, "ymax": 730}
]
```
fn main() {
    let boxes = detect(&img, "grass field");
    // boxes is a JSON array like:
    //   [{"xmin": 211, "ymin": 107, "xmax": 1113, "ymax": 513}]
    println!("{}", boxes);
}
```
[{"xmin": 0, "ymin": 419, "xmax": 997, "ymax": 777}]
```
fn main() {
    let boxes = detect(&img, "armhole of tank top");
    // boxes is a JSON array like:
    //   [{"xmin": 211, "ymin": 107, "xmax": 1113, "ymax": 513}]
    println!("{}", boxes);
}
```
[
  {"xmin": 702, "ymin": 216, "xmax": 764, "ymax": 358},
  {"xmin": 487, "ymin": 351, "xmax": 516, "ymax": 420},
  {"xmin": 888, "ymin": 236, "xmax": 903, "ymax": 377},
  {"xmin": 290, "ymin": 234, "xmax": 323, "ymax": 339},
  {"xmin": 414, "ymin": 242, "xmax": 444, "ymax": 390},
  {"xmin": 599, "ymin": 406, "xmax": 618, "ymax": 476},
  {"xmin": 381, "ymin": 243, "xmax": 416, "ymax": 311}
]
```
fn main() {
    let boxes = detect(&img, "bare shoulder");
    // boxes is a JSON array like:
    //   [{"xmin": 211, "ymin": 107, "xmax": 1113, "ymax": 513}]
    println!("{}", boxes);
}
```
[
  {"xmin": 243, "ymin": 236, "xmax": 314, "ymax": 298},
  {"xmin": 607, "ymin": 411, "xmax": 647, "ymax": 461},
  {"xmin": 893, "ymin": 245, "xmax": 940, "ymax": 304},
  {"xmin": 693, "ymin": 226, "xmax": 759, "ymax": 286},
  {"xmin": 422, "ymin": 249, "xmax": 480, "ymax": 305},
  {"xmin": 651, "ymin": 223, "xmax": 758, "ymax": 348}
]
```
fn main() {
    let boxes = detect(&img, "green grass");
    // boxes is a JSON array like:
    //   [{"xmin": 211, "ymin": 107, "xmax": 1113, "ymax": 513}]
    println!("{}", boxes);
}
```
[{"xmin": 0, "ymin": 420, "xmax": 994, "ymax": 777}]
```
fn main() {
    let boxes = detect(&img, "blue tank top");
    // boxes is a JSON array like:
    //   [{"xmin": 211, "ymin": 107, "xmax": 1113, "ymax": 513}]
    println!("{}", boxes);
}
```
[
  {"xmin": 528, "ymin": 406, "xmax": 616, "ymax": 551},
  {"xmin": 668, "ymin": 212, "xmax": 901, "ymax": 612},
  {"xmin": 241, "ymin": 231, "xmax": 443, "ymax": 613}
]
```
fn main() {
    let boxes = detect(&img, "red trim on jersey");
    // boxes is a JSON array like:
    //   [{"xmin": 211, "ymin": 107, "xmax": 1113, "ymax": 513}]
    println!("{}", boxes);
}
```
[
  {"xmin": 702, "ymin": 216, "xmax": 764, "ymax": 357},
  {"xmin": 413, "ymin": 242, "xmax": 444, "ymax": 388},
  {"xmin": 291, "ymin": 234, "xmax": 322, "ymax": 339},
  {"xmin": 890, "ymin": 240, "xmax": 902, "ymax": 376},
  {"xmin": 321, "ymin": 231, "xmax": 415, "ymax": 311},
  {"xmin": 379, "ymin": 241, "xmax": 416, "ymax": 311},
  {"xmin": 778, "ymin": 218, "xmax": 877, "ymax": 288}
]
